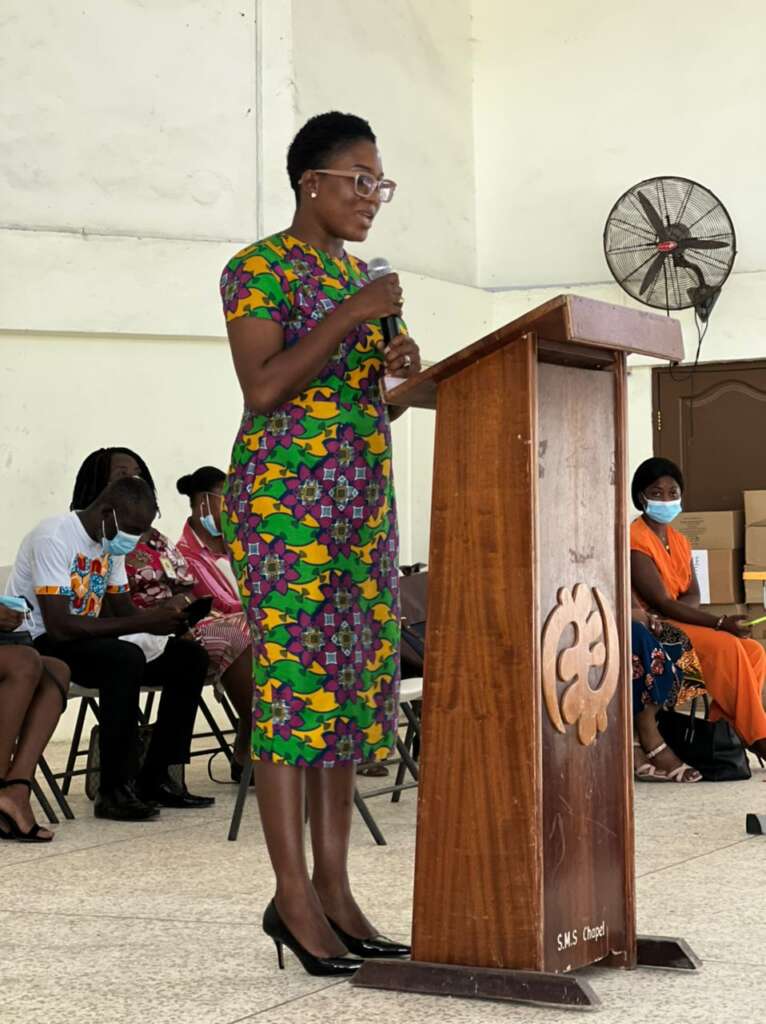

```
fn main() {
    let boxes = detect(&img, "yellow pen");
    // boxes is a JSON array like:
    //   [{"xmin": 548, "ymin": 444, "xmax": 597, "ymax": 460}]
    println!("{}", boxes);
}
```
[{"xmin": 744, "ymin": 614, "xmax": 766, "ymax": 627}]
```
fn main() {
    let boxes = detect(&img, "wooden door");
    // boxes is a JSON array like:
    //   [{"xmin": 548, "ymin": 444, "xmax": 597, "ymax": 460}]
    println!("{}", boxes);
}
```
[{"xmin": 653, "ymin": 359, "xmax": 766, "ymax": 511}]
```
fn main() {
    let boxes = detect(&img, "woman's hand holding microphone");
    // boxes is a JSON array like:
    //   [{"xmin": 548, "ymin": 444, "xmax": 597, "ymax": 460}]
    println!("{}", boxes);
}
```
[{"xmin": 343, "ymin": 272, "xmax": 421, "ymax": 378}]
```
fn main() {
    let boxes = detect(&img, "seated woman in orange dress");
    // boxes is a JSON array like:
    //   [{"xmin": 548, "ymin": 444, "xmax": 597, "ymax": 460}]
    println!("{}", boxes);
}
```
[{"xmin": 630, "ymin": 457, "xmax": 766, "ymax": 766}]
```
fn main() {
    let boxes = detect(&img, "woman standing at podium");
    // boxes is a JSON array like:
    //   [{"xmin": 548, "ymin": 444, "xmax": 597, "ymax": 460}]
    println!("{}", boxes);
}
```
[{"xmin": 219, "ymin": 112, "xmax": 420, "ymax": 975}]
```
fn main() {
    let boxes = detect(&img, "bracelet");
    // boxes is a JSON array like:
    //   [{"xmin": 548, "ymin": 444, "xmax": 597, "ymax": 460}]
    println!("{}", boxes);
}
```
[{"xmin": 715, "ymin": 615, "xmax": 725, "ymax": 630}]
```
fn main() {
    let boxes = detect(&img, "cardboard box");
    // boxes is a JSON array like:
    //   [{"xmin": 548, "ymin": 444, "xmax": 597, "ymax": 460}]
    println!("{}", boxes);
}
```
[
  {"xmin": 675, "ymin": 510, "xmax": 743, "ymax": 549},
  {"xmin": 743, "ymin": 565, "xmax": 766, "ymax": 605},
  {"xmin": 706, "ymin": 603, "xmax": 747, "ymax": 618},
  {"xmin": 691, "ymin": 548, "xmax": 744, "ymax": 604},
  {"xmin": 746, "ymin": 526, "xmax": 766, "ymax": 566},
  {"xmin": 744, "ymin": 490, "xmax": 766, "ymax": 527}
]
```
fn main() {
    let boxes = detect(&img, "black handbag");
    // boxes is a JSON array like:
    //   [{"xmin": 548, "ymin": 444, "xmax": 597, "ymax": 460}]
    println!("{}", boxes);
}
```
[
  {"xmin": 85, "ymin": 723, "xmax": 183, "ymax": 800},
  {"xmin": 399, "ymin": 565, "xmax": 427, "ymax": 677},
  {"xmin": 657, "ymin": 696, "xmax": 751, "ymax": 782}
]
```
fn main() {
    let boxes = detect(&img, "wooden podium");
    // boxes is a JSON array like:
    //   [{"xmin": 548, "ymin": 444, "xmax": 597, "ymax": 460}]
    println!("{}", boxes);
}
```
[{"xmin": 353, "ymin": 295, "xmax": 701, "ymax": 1010}]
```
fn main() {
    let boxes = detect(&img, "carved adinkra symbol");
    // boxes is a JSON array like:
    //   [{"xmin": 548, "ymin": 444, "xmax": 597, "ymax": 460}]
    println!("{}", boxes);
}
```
[{"xmin": 541, "ymin": 584, "xmax": 619, "ymax": 746}]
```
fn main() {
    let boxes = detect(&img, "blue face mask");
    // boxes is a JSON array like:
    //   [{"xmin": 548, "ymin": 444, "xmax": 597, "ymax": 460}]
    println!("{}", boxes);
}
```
[
  {"xmin": 644, "ymin": 498, "xmax": 682, "ymax": 525},
  {"xmin": 0, "ymin": 595, "xmax": 34, "ymax": 630},
  {"xmin": 201, "ymin": 494, "xmax": 222, "ymax": 538},
  {"xmin": 0, "ymin": 595, "xmax": 31, "ymax": 615},
  {"xmin": 102, "ymin": 510, "xmax": 142, "ymax": 556}
]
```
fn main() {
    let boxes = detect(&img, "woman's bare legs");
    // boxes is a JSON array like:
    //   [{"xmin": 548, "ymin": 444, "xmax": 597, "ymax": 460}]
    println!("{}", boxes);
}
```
[
  {"xmin": 254, "ymin": 761, "xmax": 347, "ymax": 956},
  {"xmin": 0, "ymin": 650, "xmax": 69, "ymax": 836},
  {"xmin": 636, "ymin": 703, "xmax": 700, "ymax": 780},
  {"xmin": 219, "ymin": 648, "xmax": 253, "ymax": 765},
  {"xmin": 307, "ymin": 763, "xmax": 376, "ymax": 938}
]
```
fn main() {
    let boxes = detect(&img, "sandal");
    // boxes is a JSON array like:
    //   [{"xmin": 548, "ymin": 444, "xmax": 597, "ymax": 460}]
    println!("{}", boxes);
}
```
[
  {"xmin": 636, "ymin": 743, "xmax": 702, "ymax": 784},
  {"xmin": 357, "ymin": 763, "xmax": 389, "ymax": 778},
  {"xmin": 0, "ymin": 779, "xmax": 54, "ymax": 843},
  {"xmin": 634, "ymin": 740, "xmax": 668, "ymax": 782}
]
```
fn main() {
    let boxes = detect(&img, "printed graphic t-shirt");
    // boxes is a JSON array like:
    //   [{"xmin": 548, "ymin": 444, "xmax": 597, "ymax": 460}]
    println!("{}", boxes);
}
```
[{"xmin": 6, "ymin": 512, "xmax": 129, "ymax": 639}]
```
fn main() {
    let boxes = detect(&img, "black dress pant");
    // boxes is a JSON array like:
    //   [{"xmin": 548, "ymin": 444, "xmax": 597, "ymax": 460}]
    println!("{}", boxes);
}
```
[{"xmin": 35, "ymin": 635, "xmax": 208, "ymax": 791}]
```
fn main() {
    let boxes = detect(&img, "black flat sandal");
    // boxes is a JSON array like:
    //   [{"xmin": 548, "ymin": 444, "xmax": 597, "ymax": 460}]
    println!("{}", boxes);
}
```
[{"xmin": 0, "ymin": 779, "xmax": 54, "ymax": 843}]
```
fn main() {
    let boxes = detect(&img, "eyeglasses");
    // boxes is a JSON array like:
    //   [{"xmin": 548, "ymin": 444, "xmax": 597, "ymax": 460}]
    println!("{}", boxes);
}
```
[{"xmin": 307, "ymin": 169, "xmax": 397, "ymax": 203}]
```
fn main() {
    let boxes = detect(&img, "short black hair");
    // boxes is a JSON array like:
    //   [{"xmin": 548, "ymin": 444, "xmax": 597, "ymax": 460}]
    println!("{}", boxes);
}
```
[
  {"xmin": 71, "ymin": 448, "xmax": 157, "ymax": 511},
  {"xmin": 176, "ymin": 466, "xmax": 226, "ymax": 501},
  {"xmin": 98, "ymin": 476, "xmax": 157, "ymax": 515},
  {"xmin": 286, "ymin": 111, "xmax": 376, "ymax": 201},
  {"xmin": 631, "ymin": 457, "xmax": 684, "ymax": 511}
]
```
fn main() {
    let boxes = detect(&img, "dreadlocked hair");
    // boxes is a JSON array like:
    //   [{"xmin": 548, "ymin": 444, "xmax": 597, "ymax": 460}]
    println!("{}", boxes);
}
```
[
  {"xmin": 70, "ymin": 447, "xmax": 157, "ymax": 511},
  {"xmin": 101, "ymin": 476, "xmax": 158, "ymax": 515},
  {"xmin": 286, "ymin": 111, "xmax": 376, "ymax": 202}
]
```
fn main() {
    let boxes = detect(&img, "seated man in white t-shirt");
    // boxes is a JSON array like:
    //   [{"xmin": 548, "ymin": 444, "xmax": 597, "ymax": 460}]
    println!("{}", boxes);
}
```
[{"xmin": 7, "ymin": 476, "xmax": 214, "ymax": 821}]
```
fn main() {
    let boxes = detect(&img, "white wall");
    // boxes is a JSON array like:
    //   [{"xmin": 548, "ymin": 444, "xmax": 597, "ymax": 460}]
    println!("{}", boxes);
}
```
[
  {"xmin": 473, "ymin": 0, "xmax": 766, "ymax": 483},
  {"xmin": 472, "ymin": 0, "xmax": 766, "ymax": 289},
  {"xmin": 0, "ymin": 1, "xmax": 491, "ymax": 573},
  {"xmin": 2, "ymin": 1, "xmax": 259, "ymax": 239},
  {"xmin": 292, "ymin": 0, "xmax": 477, "ymax": 284}
]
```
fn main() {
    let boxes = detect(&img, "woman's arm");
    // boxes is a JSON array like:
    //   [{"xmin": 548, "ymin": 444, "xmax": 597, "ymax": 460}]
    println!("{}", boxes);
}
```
[
  {"xmin": 631, "ymin": 550, "xmax": 729, "ymax": 630},
  {"xmin": 677, "ymin": 558, "xmax": 701, "ymax": 608},
  {"xmin": 228, "ymin": 275, "xmax": 404, "ymax": 415}
]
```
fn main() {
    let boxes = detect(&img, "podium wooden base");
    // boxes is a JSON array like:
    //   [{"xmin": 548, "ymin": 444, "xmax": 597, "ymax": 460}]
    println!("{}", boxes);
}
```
[
  {"xmin": 352, "ymin": 935, "xmax": 701, "ymax": 1012},
  {"xmin": 746, "ymin": 813, "xmax": 766, "ymax": 835},
  {"xmin": 351, "ymin": 959, "xmax": 602, "ymax": 1010},
  {"xmin": 634, "ymin": 935, "xmax": 702, "ymax": 971}
]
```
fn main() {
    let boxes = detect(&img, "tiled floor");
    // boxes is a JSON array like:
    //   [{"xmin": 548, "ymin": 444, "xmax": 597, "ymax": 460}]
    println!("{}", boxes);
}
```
[{"xmin": 2, "ymin": 742, "xmax": 765, "ymax": 1023}]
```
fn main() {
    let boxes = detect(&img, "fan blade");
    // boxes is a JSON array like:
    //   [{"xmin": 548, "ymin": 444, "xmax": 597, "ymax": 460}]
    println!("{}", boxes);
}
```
[
  {"xmin": 639, "ymin": 253, "xmax": 666, "ymax": 296},
  {"xmin": 677, "ymin": 238, "xmax": 729, "ymax": 250},
  {"xmin": 637, "ymin": 191, "xmax": 666, "ymax": 238}
]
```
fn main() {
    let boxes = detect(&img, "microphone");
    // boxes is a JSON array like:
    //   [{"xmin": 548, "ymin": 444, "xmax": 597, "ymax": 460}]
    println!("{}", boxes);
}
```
[{"xmin": 367, "ymin": 256, "xmax": 399, "ymax": 348}]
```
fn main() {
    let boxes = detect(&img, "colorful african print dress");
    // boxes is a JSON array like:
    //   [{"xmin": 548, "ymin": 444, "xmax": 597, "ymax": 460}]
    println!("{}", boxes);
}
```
[{"xmin": 219, "ymin": 232, "xmax": 400, "ymax": 767}]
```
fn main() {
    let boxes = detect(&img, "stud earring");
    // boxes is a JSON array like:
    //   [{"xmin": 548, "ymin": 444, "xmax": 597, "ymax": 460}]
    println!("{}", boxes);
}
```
[{"xmin": 310, "ymin": 191, "xmax": 317, "ymax": 199}]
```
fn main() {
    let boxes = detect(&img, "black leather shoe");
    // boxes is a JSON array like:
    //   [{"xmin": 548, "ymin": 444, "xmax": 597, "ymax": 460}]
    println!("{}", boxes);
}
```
[
  {"xmin": 138, "ymin": 775, "xmax": 215, "ymax": 809},
  {"xmin": 125, "ymin": 780, "xmax": 160, "ymax": 810},
  {"xmin": 95, "ymin": 784, "xmax": 160, "ymax": 821},
  {"xmin": 327, "ymin": 915, "xmax": 411, "ymax": 959},
  {"xmin": 263, "ymin": 899, "xmax": 363, "ymax": 976}
]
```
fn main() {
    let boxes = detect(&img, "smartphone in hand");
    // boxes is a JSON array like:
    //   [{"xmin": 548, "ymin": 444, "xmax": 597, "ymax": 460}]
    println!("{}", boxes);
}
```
[{"xmin": 185, "ymin": 596, "xmax": 213, "ymax": 627}]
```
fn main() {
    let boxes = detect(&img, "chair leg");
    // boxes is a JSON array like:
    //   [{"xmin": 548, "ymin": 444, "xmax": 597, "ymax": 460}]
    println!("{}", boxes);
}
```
[
  {"xmin": 228, "ymin": 758, "xmax": 253, "ymax": 841},
  {"xmin": 395, "ymin": 733, "xmax": 419, "ymax": 782},
  {"xmin": 62, "ymin": 697, "xmax": 89, "ymax": 795},
  {"xmin": 31, "ymin": 775, "xmax": 58, "ymax": 825},
  {"xmin": 391, "ymin": 719, "xmax": 415, "ymax": 803},
  {"xmin": 354, "ymin": 788, "xmax": 387, "ymax": 846},
  {"xmin": 408, "ymin": 699, "xmax": 422, "ymax": 760},
  {"xmin": 198, "ymin": 696, "xmax": 234, "ymax": 760},
  {"xmin": 218, "ymin": 691, "xmax": 239, "ymax": 730},
  {"xmin": 37, "ymin": 756, "xmax": 75, "ymax": 821},
  {"xmin": 141, "ymin": 690, "xmax": 156, "ymax": 724},
  {"xmin": 401, "ymin": 700, "xmax": 422, "ymax": 738}
]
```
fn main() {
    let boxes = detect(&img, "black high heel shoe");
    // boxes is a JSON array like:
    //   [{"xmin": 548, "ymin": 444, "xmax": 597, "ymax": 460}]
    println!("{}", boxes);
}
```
[
  {"xmin": 0, "ymin": 779, "xmax": 53, "ymax": 843},
  {"xmin": 262, "ymin": 899, "xmax": 363, "ymax": 977},
  {"xmin": 326, "ymin": 915, "xmax": 411, "ymax": 959}
]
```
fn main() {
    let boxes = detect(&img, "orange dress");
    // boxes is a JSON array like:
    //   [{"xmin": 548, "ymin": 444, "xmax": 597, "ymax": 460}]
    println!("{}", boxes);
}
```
[{"xmin": 631, "ymin": 516, "xmax": 766, "ymax": 745}]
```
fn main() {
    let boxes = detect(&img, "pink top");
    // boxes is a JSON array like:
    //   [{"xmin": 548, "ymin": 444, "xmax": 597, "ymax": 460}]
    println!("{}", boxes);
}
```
[{"xmin": 176, "ymin": 520, "xmax": 242, "ymax": 615}]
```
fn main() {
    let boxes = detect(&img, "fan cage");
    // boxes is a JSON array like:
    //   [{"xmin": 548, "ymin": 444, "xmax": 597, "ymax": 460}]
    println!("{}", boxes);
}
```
[{"xmin": 603, "ymin": 176, "xmax": 736, "ymax": 311}]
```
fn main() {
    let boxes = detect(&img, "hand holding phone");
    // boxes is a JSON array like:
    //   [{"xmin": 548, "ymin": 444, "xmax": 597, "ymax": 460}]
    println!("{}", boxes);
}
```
[{"xmin": 185, "ymin": 596, "xmax": 213, "ymax": 627}]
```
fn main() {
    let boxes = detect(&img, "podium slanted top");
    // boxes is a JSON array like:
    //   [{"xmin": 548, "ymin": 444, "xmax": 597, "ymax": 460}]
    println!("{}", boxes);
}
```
[{"xmin": 385, "ymin": 294, "xmax": 684, "ymax": 409}]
